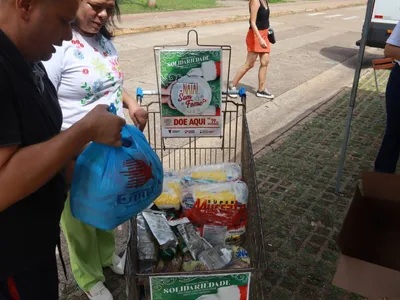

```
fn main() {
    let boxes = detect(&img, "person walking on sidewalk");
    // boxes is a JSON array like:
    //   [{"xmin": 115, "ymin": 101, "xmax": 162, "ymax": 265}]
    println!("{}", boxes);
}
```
[
  {"xmin": 230, "ymin": 0, "xmax": 274, "ymax": 99},
  {"xmin": 0, "ymin": 0, "xmax": 126, "ymax": 298},
  {"xmin": 43, "ymin": 0, "xmax": 148, "ymax": 299},
  {"xmin": 375, "ymin": 21, "xmax": 400, "ymax": 174}
]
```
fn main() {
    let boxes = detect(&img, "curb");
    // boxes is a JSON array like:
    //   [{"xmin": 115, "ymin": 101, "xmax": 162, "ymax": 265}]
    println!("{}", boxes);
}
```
[
  {"xmin": 113, "ymin": 2, "xmax": 366, "ymax": 36},
  {"xmin": 252, "ymin": 66, "xmax": 379, "ymax": 158}
]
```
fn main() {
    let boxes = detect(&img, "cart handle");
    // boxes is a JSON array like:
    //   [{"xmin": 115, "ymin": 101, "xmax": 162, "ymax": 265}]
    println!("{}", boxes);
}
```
[
  {"xmin": 136, "ymin": 87, "xmax": 247, "ymax": 103},
  {"xmin": 136, "ymin": 88, "xmax": 157, "ymax": 103}
]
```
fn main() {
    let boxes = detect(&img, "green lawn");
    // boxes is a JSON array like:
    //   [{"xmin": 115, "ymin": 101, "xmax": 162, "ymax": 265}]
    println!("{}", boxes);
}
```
[
  {"xmin": 119, "ymin": 0, "xmax": 289, "ymax": 14},
  {"xmin": 119, "ymin": 0, "xmax": 219, "ymax": 14}
]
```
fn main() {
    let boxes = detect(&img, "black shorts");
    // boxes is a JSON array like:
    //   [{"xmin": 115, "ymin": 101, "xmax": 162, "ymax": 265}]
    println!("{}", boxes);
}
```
[{"xmin": 0, "ymin": 253, "xmax": 59, "ymax": 300}]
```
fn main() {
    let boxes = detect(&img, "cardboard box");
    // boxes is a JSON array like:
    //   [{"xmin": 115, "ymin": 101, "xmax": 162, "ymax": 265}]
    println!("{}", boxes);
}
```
[{"xmin": 333, "ymin": 172, "xmax": 400, "ymax": 299}]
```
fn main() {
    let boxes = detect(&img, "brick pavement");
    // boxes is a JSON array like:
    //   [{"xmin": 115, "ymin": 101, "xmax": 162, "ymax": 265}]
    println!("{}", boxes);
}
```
[{"xmin": 255, "ymin": 68, "xmax": 390, "ymax": 299}]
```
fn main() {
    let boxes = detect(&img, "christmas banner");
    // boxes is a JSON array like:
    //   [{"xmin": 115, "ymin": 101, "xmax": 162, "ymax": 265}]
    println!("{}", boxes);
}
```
[
  {"xmin": 159, "ymin": 49, "xmax": 222, "ymax": 137},
  {"xmin": 150, "ymin": 273, "xmax": 251, "ymax": 300}
]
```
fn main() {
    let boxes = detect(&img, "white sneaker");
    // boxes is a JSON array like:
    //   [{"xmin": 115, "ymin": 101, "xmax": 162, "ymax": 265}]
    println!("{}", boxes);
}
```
[
  {"xmin": 85, "ymin": 282, "xmax": 113, "ymax": 300},
  {"xmin": 109, "ymin": 252, "xmax": 126, "ymax": 275},
  {"xmin": 228, "ymin": 85, "xmax": 238, "ymax": 98}
]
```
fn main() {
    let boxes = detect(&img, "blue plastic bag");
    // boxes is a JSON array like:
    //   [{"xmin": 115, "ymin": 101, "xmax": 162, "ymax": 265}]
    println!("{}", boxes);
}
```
[{"xmin": 70, "ymin": 123, "xmax": 164, "ymax": 230}]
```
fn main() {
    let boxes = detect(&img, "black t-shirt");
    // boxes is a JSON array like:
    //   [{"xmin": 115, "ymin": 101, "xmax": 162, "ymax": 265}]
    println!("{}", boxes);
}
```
[{"xmin": 0, "ymin": 29, "xmax": 67, "ymax": 280}]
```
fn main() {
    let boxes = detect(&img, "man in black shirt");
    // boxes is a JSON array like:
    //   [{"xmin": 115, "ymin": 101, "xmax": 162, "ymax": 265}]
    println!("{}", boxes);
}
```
[{"xmin": 0, "ymin": 0, "xmax": 126, "ymax": 299}]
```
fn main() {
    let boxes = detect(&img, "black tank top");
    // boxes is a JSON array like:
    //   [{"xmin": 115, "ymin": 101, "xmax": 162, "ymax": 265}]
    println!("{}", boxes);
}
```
[{"xmin": 249, "ymin": 0, "xmax": 270, "ymax": 30}]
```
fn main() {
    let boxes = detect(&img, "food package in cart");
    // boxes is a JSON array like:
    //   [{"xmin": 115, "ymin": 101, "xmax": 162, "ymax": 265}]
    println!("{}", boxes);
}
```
[
  {"xmin": 181, "ymin": 181, "xmax": 249, "ymax": 243},
  {"xmin": 153, "ymin": 171, "xmax": 181, "ymax": 210},
  {"xmin": 180, "ymin": 163, "xmax": 242, "ymax": 186}
]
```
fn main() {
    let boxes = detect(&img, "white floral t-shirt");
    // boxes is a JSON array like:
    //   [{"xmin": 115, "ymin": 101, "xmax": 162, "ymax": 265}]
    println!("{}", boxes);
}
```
[{"xmin": 43, "ymin": 30, "xmax": 125, "ymax": 131}]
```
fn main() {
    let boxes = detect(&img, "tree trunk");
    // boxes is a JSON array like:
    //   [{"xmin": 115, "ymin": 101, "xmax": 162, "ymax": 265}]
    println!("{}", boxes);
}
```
[{"xmin": 147, "ymin": 0, "xmax": 156, "ymax": 7}]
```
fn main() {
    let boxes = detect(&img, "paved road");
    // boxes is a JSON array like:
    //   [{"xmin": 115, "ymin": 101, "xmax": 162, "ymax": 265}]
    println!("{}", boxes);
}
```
[
  {"xmin": 115, "ymin": 0, "xmax": 366, "ymax": 32},
  {"xmin": 115, "ymin": 5, "xmax": 382, "ymax": 155},
  {"xmin": 59, "ymin": 5, "xmax": 385, "ymax": 299},
  {"xmin": 116, "ymin": 5, "xmax": 371, "ymax": 99}
]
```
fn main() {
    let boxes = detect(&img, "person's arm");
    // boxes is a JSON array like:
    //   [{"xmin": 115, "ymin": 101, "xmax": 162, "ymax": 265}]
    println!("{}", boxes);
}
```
[
  {"xmin": 249, "ymin": 0, "xmax": 266, "ymax": 48},
  {"xmin": 122, "ymin": 88, "xmax": 149, "ymax": 131},
  {"xmin": 384, "ymin": 44, "xmax": 400, "ymax": 60},
  {"xmin": 0, "ymin": 104, "xmax": 126, "ymax": 212},
  {"xmin": 384, "ymin": 22, "xmax": 400, "ymax": 60},
  {"xmin": 122, "ymin": 88, "xmax": 140, "ymax": 110}
]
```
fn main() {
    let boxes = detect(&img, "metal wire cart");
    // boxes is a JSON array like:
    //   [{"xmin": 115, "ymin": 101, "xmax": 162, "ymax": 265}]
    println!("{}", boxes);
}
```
[{"xmin": 125, "ymin": 30, "xmax": 267, "ymax": 300}]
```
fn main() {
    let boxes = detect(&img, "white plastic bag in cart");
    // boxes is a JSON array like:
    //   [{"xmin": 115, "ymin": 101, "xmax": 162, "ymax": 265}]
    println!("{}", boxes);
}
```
[{"xmin": 180, "ymin": 163, "xmax": 242, "ymax": 186}]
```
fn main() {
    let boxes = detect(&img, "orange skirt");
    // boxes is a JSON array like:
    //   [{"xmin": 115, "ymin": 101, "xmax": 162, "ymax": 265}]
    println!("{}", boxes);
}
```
[{"xmin": 246, "ymin": 28, "xmax": 271, "ymax": 53}]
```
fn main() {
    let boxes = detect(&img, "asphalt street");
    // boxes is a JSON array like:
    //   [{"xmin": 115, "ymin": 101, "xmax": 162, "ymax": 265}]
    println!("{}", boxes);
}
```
[
  {"xmin": 116, "ymin": 5, "xmax": 374, "ymax": 103},
  {"xmin": 115, "ymin": 5, "xmax": 382, "ymax": 161}
]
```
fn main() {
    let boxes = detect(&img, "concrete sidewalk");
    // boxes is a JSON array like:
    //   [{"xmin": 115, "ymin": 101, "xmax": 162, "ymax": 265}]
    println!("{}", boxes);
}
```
[{"xmin": 114, "ymin": 0, "xmax": 367, "ymax": 36}]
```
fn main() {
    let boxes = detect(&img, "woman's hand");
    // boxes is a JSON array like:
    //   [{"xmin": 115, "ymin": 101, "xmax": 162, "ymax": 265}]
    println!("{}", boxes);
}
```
[
  {"xmin": 122, "ymin": 88, "xmax": 149, "ymax": 131},
  {"xmin": 161, "ymin": 80, "xmax": 178, "ymax": 110},
  {"xmin": 259, "ymin": 38, "xmax": 268, "ymax": 49},
  {"xmin": 129, "ymin": 106, "xmax": 148, "ymax": 132}
]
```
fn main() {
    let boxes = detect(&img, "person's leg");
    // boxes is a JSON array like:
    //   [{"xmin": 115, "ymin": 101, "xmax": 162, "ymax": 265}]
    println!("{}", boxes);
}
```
[
  {"xmin": 61, "ymin": 196, "xmax": 105, "ymax": 293},
  {"xmin": 258, "ymin": 52, "xmax": 270, "ymax": 92},
  {"xmin": 231, "ymin": 52, "xmax": 258, "ymax": 88},
  {"xmin": 375, "ymin": 64, "xmax": 400, "ymax": 173},
  {"xmin": 256, "ymin": 52, "xmax": 274, "ymax": 99},
  {"xmin": 97, "ymin": 228, "xmax": 115, "ymax": 268},
  {"xmin": 97, "ymin": 228, "xmax": 126, "ymax": 275},
  {"xmin": 0, "ymin": 253, "xmax": 59, "ymax": 300}
]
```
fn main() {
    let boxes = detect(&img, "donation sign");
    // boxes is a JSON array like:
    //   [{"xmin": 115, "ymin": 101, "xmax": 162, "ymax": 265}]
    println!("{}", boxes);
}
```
[
  {"xmin": 150, "ymin": 272, "xmax": 251, "ymax": 300},
  {"xmin": 159, "ymin": 49, "xmax": 222, "ymax": 137}
]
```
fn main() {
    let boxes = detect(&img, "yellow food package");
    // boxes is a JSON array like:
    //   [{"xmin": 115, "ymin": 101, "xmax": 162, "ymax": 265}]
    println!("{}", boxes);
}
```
[
  {"xmin": 153, "ymin": 178, "xmax": 181, "ymax": 210},
  {"xmin": 191, "ymin": 171, "xmax": 227, "ymax": 182},
  {"xmin": 180, "ymin": 163, "xmax": 242, "ymax": 186},
  {"xmin": 194, "ymin": 190, "xmax": 236, "ymax": 209},
  {"xmin": 181, "ymin": 181, "xmax": 248, "ymax": 209}
]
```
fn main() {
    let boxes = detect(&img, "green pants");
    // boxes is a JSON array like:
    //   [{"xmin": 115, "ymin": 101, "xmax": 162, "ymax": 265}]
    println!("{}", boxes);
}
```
[{"xmin": 61, "ymin": 197, "xmax": 115, "ymax": 292}]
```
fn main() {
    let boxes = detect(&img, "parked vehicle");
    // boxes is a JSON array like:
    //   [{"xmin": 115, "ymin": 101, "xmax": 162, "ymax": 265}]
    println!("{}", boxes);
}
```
[{"xmin": 356, "ymin": 0, "xmax": 400, "ymax": 49}]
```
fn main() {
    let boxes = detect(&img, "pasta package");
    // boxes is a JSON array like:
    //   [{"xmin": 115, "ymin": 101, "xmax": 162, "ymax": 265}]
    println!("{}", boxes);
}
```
[
  {"xmin": 181, "ymin": 181, "xmax": 249, "ymax": 242},
  {"xmin": 181, "ymin": 181, "xmax": 248, "ymax": 210},
  {"xmin": 153, "ymin": 174, "xmax": 182, "ymax": 210},
  {"xmin": 180, "ymin": 163, "xmax": 242, "ymax": 186}
]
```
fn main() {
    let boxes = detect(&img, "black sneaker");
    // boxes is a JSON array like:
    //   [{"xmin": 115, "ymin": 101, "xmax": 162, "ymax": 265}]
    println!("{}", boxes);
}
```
[{"xmin": 256, "ymin": 90, "xmax": 274, "ymax": 99}]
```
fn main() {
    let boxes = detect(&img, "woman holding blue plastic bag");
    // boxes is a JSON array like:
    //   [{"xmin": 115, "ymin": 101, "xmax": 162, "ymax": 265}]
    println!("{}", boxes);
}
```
[{"xmin": 42, "ymin": 0, "xmax": 154, "ymax": 299}]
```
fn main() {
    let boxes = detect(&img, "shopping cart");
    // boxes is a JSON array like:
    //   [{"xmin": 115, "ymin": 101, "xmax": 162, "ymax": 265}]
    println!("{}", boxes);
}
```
[{"xmin": 125, "ymin": 30, "xmax": 267, "ymax": 300}]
